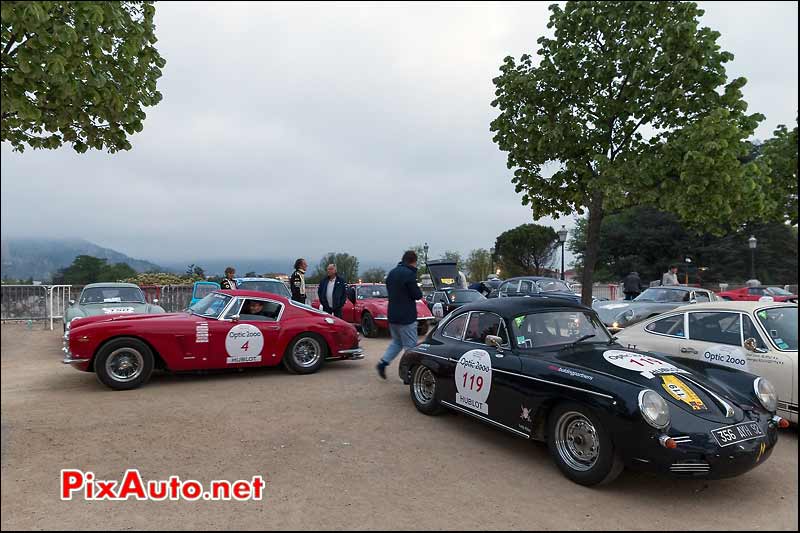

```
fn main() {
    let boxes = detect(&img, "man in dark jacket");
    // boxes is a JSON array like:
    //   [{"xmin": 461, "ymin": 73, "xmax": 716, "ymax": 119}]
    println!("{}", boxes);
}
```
[
  {"xmin": 290, "ymin": 258, "xmax": 307, "ymax": 304},
  {"xmin": 317, "ymin": 264, "xmax": 347, "ymax": 318},
  {"xmin": 623, "ymin": 271, "xmax": 644, "ymax": 300},
  {"xmin": 376, "ymin": 250, "xmax": 423, "ymax": 379}
]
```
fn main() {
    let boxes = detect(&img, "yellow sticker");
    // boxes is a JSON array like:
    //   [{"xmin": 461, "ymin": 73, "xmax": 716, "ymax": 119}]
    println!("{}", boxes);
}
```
[
  {"xmin": 441, "ymin": 278, "xmax": 455, "ymax": 285},
  {"xmin": 661, "ymin": 375, "xmax": 707, "ymax": 411}
]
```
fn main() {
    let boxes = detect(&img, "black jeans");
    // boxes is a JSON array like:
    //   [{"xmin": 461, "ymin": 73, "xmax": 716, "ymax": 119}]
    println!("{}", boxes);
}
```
[
  {"xmin": 624, "ymin": 291, "xmax": 639, "ymax": 301},
  {"xmin": 323, "ymin": 306, "xmax": 343, "ymax": 318}
]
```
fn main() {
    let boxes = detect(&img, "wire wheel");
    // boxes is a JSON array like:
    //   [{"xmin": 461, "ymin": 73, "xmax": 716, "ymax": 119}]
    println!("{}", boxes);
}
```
[
  {"xmin": 105, "ymin": 347, "xmax": 144, "ymax": 383},
  {"xmin": 413, "ymin": 366, "xmax": 436, "ymax": 405},
  {"xmin": 292, "ymin": 337, "xmax": 322, "ymax": 368}
]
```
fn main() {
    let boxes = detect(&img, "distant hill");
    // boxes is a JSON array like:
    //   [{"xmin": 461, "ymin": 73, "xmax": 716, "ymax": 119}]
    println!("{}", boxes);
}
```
[{"xmin": 0, "ymin": 238, "xmax": 166, "ymax": 281}]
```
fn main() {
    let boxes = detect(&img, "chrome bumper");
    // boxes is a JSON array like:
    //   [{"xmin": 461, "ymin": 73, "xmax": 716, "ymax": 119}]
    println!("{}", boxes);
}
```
[
  {"xmin": 63, "ymin": 356, "xmax": 90, "ymax": 365},
  {"xmin": 336, "ymin": 348, "xmax": 365, "ymax": 360}
]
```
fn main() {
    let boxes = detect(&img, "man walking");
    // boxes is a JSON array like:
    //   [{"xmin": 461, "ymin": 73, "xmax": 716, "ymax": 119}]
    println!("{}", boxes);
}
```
[
  {"xmin": 290, "ymin": 258, "xmax": 308, "ymax": 304},
  {"xmin": 220, "ymin": 267, "xmax": 238, "ymax": 290},
  {"xmin": 623, "ymin": 271, "xmax": 644, "ymax": 300},
  {"xmin": 318, "ymin": 264, "xmax": 347, "ymax": 318},
  {"xmin": 661, "ymin": 265, "xmax": 679, "ymax": 286},
  {"xmin": 376, "ymin": 250, "xmax": 423, "ymax": 379}
]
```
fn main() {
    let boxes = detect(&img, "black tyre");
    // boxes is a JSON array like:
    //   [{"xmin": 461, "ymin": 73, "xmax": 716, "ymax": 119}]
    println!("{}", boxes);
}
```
[
  {"xmin": 546, "ymin": 402, "xmax": 623, "ymax": 486},
  {"xmin": 361, "ymin": 312, "xmax": 378, "ymax": 338},
  {"xmin": 94, "ymin": 337, "xmax": 155, "ymax": 390},
  {"xmin": 410, "ymin": 365, "xmax": 445, "ymax": 415},
  {"xmin": 282, "ymin": 333, "xmax": 326, "ymax": 374}
]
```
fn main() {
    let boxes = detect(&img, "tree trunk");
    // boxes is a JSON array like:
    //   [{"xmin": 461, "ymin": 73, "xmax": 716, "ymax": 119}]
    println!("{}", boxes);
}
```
[{"xmin": 581, "ymin": 194, "xmax": 605, "ymax": 306}]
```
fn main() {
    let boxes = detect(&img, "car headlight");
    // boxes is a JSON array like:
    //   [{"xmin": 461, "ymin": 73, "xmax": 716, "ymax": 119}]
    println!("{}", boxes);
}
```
[
  {"xmin": 618, "ymin": 309, "xmax": 635, "ymax": 324},
  {"xmin": 638, "ymin": 389, "xmax": 670, "ymax": 429},
  {"xmin": 754, "ymin": 377, "xmax": 777, "ymax": 412}
]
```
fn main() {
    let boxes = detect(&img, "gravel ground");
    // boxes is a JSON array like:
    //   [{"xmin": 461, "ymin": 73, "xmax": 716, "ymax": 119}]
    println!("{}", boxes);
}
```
[{"xmin": 1, "ymin": 323, "xmax": 797, "ymax": 530}]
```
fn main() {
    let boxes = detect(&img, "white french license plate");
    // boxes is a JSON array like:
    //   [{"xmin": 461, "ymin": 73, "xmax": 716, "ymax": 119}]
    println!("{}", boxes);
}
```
[{"xmin": 711, "ymin": 421, "xmax": 764, "ymax": 447}]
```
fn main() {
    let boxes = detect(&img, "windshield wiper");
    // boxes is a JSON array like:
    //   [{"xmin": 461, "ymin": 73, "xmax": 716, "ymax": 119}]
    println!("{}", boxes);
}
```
[{"xmin": 561, "ymin": 334, "xmax": 596, "ymax": 350}]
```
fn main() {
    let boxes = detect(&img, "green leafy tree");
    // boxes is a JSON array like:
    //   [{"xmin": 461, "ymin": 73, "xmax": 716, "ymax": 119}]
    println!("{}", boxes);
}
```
[
  {"xmin": 406, "ymin": 244, "xmax": 428, "ymax": 280},
  {"xmin": 57, "ymin": 254, "xmax": 107, "ymax": 284},
  {"xmin": 101, "ymin": 261, "xmax": 136, "ymax": 282},
  {"xmin": 185, "ymin": 264, "xmax": 205, "ymax": 279},
  {"xmin": 308, "ymin": 252, "xmax": 359, "ymax": 284},
  {"xmin": 569, "ymin": 207, "xmax": 798, "ymax": 284},
  {"xmin": 361, "ymin": 267, "xmax": 387, "ymax": 283},
  {"xmin": 761, "ymin": 120, "xmax": 798, "ymax": 225},
  {"xmin": 441, "ymin": 250, "xmax": 462, "ymax": 268},
  {"xmin": 465, "ymin": 248, "xmax": 493, "ymax": 281},
  {"xmin": 1, "ymin": 1, "xmax": 166, "ymax": 152},
  {"xmin": 490, "ymin": 1, "xmax": 774, "ymax": 303},
  {"xmin": 494, "ymin": 223, "xmax": 559, "ymax": 277}
]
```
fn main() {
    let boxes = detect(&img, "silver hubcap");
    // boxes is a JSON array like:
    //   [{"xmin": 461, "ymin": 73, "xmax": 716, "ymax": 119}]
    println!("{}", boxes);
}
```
[
  {"xmin": 413, "ymin": 366, "xmax": 436, "ymax": 405},
  {"xmin": 293, "ymin": 338, "xmax": 321, "ymax": 368},
  {"xmin": 106, "ymin": 348, "xmax": 144, "ymax": 382},
  {"xmin": 555, "ymin": 411, "xmax": 600, "ymax": 472}
]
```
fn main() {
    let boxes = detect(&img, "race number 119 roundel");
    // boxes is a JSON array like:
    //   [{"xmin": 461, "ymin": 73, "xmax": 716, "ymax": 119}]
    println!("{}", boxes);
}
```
[
  {"xmin": 225, "ymin": 324, "xmax": 264, "ymax": 364},
  {"xmin": 455, "ymin": 349, "xmax": 492, "ymax": 415}
]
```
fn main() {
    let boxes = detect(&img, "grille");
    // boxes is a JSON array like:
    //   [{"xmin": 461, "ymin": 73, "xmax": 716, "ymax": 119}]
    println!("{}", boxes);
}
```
[{"xmin": 670, "ymin": 462, "xmax": 710, "ymax": 474}]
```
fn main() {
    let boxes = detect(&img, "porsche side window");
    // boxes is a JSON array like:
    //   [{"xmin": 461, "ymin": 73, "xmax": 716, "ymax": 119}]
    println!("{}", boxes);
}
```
[
  {"xmin": 442, "ymin": 314, "xmax": 468, "ymax": 340},
  {"xmin": 688, "ymin": 312, "xmax": 741, "ymax": 346},
  {"xmin": 645, "ymin": 315, "xmax": 685, "ymax": 337},
  {"xmin": 694, "ymin": 292, "xmax": 711, "ymax": 302},
  {"xmin": 748, "ymin": 287, "xmax": 764, "ymax": 296},
  {"xmin": 464, "ymin": 312, "xmax": 504, "ymax": 345},
  {"xmin": 519, "ymin": 280, "xmax": 535, "ymax": 295},
  {"xmin": 741, "ymin": 315, "xmax": 767, "ymax": 350}
]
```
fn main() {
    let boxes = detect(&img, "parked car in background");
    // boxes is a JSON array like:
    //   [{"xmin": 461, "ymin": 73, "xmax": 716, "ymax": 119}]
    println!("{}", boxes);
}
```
[
  {"xmin": 425, "ymin": 288, "xmax": 485, "ymax": 320},
  {"xmin": 399, "ymin": 297, "xmax": 784, "ymax": 486},
  {"xmin": 616, "ymin": 301, "xmax": 798, "ymax": 424},
  {"xmin": 189, "ymin": 281, "xmax": 220, "ymax": 306},
  {"xmin": 64, "ymin": 283, "xmax": 164, "ymax": 332},
  {"xmin": 594, "ymin": 286, "xmax": 717, "ymax": 333},
  {"xmin": 311, "ymin": 283, "xmax": 434, "ymax": 338},
  {"xmin": 235, "ymin": 277, "xmax": 292, "ymax": 299},
  {"xmin": 63, "ymin": 290, "xmax": 363, "ymax": 390},
  {"xmin": 717, "ymin": 286, "xmax": 798, "ymax": 303},
  {"xmin": 487, "ymin": 276, "xmax": 580, "ymax": 304}
]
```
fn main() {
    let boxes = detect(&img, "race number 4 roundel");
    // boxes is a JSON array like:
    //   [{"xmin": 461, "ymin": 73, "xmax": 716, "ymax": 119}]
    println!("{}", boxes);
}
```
[
  {"xmin": 455, "ymin": 349, "xmax": 492, "ymax": 415},
  {"xmin": 225, "ymin": 324, "xmax": 264, "ymax": 364}
]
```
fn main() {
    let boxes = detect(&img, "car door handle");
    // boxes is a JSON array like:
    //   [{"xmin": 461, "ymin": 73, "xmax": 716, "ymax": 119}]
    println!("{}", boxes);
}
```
[
  {"xmin": 680, "ymin": 347, "xmax": 698, "ymax": 354},
  {"xmin": 265, "ymin": 325, "xmax": 280, "ymax": 331}
]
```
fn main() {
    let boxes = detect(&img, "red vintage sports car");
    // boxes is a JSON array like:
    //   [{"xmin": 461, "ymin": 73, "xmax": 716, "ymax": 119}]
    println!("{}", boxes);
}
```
[
  {"xmin": 311, "ymin": 283, "xmax": 435, "ymax": 338},
  {"xmin": 62, "ymin": 290, "xmax": 363, "ymax": 390},
  {"xmin": 717, "ymin": 286, "xmax": 798, "ymax": 303}
]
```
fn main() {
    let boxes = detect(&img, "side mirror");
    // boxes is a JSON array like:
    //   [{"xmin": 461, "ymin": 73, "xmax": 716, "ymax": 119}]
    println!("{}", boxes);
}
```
[
  {"xmin": 485, "ymin": 335, "xmax": 504, "ymax": 349},
  {"xmin": 744, "ymin": 338, "xmax": 768, "ymax": 354},
  {"xmin": 230, "ymin": 314, "xmax": 240, "ymax": 322}
]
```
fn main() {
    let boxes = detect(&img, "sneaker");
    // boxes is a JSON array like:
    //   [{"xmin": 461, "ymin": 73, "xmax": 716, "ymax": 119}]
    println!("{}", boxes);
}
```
[{"xmin": 376, "ymin": 362, "xmax": 387, "ymax": 380}]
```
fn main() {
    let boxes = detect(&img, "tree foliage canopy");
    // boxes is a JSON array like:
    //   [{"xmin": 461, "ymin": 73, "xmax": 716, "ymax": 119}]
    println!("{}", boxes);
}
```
[
  {"xmin": 54, "ymin": 254, "xmax": 136, "ymax": 284},
  {"xmin": 361, "ymin": 267, "xmax": 387, "ymax": 283},
  {"xmin": 490, "ymin": 1, "xmax": 778, "ymax": 302},
  {"xmin": 465, "ymin": 248, "xmax": 493, "ymax": 281},
  {"xmin": 1, "ymin": 1, "xmax": 165, "ymax": 152},
  {"xmin": 569, "ymin": 207, "xmax": 798, "ymax": 284},
  {"xmin": 494, "ymin": 223, "xmax": 558, "ymax": 277},
  {"xmin": 760, "ymin": 120, "xmax": 798, "ymax": 225},
  {"xmin": 308, "ymin": 252, "xmax": 359, "ymax": 284}
]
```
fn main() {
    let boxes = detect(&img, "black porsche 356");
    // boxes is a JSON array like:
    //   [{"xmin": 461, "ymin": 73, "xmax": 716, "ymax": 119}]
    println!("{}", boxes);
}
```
[{"xmin": 399, "ymin": 297, "xmax": 785, "ymax": 486}]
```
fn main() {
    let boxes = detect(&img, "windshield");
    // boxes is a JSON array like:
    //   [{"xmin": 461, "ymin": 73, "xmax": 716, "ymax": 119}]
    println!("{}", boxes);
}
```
[
  {"xmin": 188, "ymin": 292, "xmax": 232, "ymax": 318},
  {"xmin": 237, "ymin": 280, "xmax": 290, "ymax": 298},
  {"xmin": 80, "ymin": 287, "xmax": 145, "ymax": 304},
  {"xmin": 512, "ymin": 310, "xmax": 611, "ymax": 349},
  {"xmin": 765, "ymin": 287, "xmax": 794, "ymax": 296},
  {"xmin": 756, "ymin": 307, "xmax": 797, "ymax": 351},
  {"xmin": 357, "ymin": 285, "xmax": 388, "ymax": 299},
  {"xmin": 449, "ymin": 290, "xmax": 484, "ymax": 303},
  {"xmin": 536, "ymin": 279, "xmax": 572, "ymax": 293},
  {"xmin": 634, "ymin": 288, "xmax": 689, "ymax": 303},
  {"xmin": 194, "ymin": 284, "xmax": 217, "ymax": 299}
]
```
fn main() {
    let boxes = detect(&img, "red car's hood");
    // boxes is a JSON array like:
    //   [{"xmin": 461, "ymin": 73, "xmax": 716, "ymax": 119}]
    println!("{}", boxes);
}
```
[{"xmin": 70, "ymin": 312, "xmax": 187, "ymax": 330}]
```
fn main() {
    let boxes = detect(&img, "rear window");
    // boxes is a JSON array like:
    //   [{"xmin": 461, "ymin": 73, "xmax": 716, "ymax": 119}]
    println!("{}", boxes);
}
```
[
  {"xmin": 442, "ymin": 314, "xmax": 468, "ymax": 340},
  {"xmin": 238, "ymin": 281, "xmax": 290, "ymax": 298},
  {"xmin": 645, "ymin": 315, "xmax": 685, "ymax": 337}
]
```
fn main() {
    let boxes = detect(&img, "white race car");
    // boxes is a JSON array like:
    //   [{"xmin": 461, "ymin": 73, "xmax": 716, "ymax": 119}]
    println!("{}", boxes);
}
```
[{"xmin": 615, "ymin": 301, "xmax": 797, "ymax": 423}]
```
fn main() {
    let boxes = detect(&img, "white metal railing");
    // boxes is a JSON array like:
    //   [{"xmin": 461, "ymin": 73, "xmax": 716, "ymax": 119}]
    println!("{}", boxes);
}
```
[
  {"xmin": 48, "ymin": 285, "xmax": 71, "ymax": 331},
  {"xmin": 1, "ymin": 285, "xmax": 50, "ymax": 323}
]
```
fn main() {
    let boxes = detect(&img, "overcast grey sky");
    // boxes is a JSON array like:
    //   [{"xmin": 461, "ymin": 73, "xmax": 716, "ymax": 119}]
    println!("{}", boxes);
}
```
[{"xmin": 1, "ymin": 1, "xmax": 798, "ymax": 268}]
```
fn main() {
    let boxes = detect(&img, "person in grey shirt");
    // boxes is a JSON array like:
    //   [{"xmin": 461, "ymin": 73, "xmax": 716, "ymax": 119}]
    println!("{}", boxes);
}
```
[{"xmin": 661, "ymin": 265, "xmax": 679, "ymax": 286}]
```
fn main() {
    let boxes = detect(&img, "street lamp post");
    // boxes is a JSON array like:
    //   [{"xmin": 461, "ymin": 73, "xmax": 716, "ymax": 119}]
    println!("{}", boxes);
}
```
[
  {"xmin": 557, "ymin": 225, "xmax": 568, "ymax": 281},
  {"xmin": 423, "ymin": 242, "xmax": 429, "ymax": 270},
  {"xmin": 489, "ymin": 247, "xmax": 495, "ymax": 279},
  {"xmin": 748, "ymin": 235, "xmax": 757, "ymax": 280}
]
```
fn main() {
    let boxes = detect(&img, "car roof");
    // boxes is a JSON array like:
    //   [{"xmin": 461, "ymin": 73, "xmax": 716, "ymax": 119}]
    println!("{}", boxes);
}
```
[
  {"xmin": 454, "ymin": 295, "xmax": 590, "ymax": 316},
  {"xmin": 82, "ymin": 282, "xmax": 142, "ymax": 289},
  {"xmin": 643, "ymin": 285, "xmax": 695, "ymax": 292},
  {"xmin": 236, "ymin": 277, "xmax": 283, "ymax": 283},
  {"xmin": 216, "ymin": 289, "xmax": 290, "ymax": 303},
  {"xmin": 669, "ymin": 301, "xmax": 797, "ymax": 313},
  {"xmin": 503, "ymin": 276, "xmax": 569, "ymax": 283}
]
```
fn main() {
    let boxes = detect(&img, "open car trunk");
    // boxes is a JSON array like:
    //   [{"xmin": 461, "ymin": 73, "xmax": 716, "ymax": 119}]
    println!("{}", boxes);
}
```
[{"xmin": 426, "ymin": 260, "xmax": 463, "ymax": 290}]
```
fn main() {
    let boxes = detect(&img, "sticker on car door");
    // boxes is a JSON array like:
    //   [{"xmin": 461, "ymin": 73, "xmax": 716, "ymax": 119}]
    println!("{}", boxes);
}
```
[
  {"xmin": 455, "ymin": 349, "xmax": 492, "ymax": 415},
  {"xmin": 225, "ymin": 324, "xmax": 264, "ymax": 364},
  {"xmin": 702, "ymin": 345, "xmax": 749, "ymax": 371}
]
